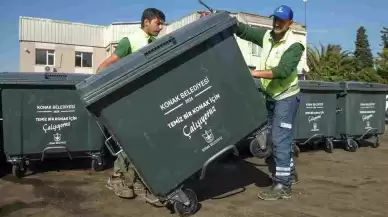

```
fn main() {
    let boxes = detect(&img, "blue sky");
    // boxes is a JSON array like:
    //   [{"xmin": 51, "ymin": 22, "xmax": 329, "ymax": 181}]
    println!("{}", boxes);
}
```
[{"xmin": 0, "ymin": 0, "xmax": 387, "ymax": 72}]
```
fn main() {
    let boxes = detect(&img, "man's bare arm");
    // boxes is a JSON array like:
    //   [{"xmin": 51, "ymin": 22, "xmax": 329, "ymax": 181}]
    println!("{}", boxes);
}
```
[
  {"xmin": 96, "ymin": 53, "xmax": 121, "ymax": 74},
  {"xmin": 250, "ymin": 70, "xmax": 274, "ymax": 79}
]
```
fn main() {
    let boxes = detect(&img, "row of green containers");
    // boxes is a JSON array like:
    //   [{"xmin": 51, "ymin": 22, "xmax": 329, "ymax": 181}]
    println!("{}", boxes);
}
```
[
  {"xmin": 0, "ymin": 72, "xmax": 107, "ymax": 177},
  {"xmin": 250, "ymin": 80, "xmax": 388, "ymax": 158}
]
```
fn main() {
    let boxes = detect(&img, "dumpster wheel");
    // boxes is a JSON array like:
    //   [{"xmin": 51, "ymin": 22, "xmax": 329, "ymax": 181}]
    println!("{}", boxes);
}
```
[
  {"xmin": 370, "ymin": 135, "xmax": 380, "ymax": 148},
  {"xmin": 91, "ymin": 158, "xmax": 104, "ymax": 172},
  {"xmin": 345, "ymin": 138, "xmax": 358, "ymax": 152},
  {"xmin": 250, "ymin": 138, "xmax": 272, "ymax": 159},
  {"xmin": 325, "ymin": 138, "xmax": 334, "ymax": 153},
  {"xmin": 173, "ymin": 188, "xmax": 198, "ymax": 217},
  {"xmin": 12, "ymin": 163, "xmax": 26, "ymax": 178}
]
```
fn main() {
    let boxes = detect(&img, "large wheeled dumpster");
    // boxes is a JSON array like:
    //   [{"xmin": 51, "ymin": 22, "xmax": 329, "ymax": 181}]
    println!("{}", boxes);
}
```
[
  {"xmin": 336, "ymin": 82, "xmax": 388, "ymax": 152},
  {"xmin": 76, "ymin": 11, "xmax": 267, "ymax": 216},
  {"xmin": 292, "ymin": 80, "xmax": 342, "ymax": 154},
  {"xmin": 0, "ymin": 72, "xmax": 105, "ymax": 178}
]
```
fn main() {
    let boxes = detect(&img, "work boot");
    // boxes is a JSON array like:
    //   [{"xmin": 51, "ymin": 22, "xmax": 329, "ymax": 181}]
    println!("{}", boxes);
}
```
[
  {"xmin": 258, "ymin": 183, "xmax": 292, "ymax": 201},
  {"xmin": 269, "ymin": 173, "xmax": 299, "ymax": 185},
  {"xmin": 133, "ymin": 178, "xmax": 162, "ymax": 204},
  {"xmin": 133, "ymin": 179, "xmax": 147, "ymax": 193},
  {"xmin": 105, "ymin": 175, "xmax": 135, "ymax": 199}
]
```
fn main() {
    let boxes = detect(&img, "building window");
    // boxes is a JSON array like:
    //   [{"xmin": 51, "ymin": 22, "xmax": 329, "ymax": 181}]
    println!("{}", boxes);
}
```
[
  {"xmin": 35, "ymin": 49, "xmax": 55, "ymax": 65},
  {"xmin": 75, "ymin": 52, "xmax": 93, "ymax": 68}
]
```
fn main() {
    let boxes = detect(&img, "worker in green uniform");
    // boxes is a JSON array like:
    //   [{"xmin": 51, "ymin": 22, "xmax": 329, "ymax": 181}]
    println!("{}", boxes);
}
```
[
  {"xmin": 97, "ymin": 8, "xmax": 165, "ymax": 199},
  {"xmin": 235, "ymin": 5, "xmax": 304, "ymax": 200}
]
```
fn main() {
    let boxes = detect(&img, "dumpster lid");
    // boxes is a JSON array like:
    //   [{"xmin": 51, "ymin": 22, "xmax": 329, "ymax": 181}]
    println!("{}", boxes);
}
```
[
  {"xmin": 340, "ymin": 81, "xmax": 388, "ymax": 92},
  {"xmin": 299, "ymin": 80, "xmax": 342, "ymax": 91},
  {"xmin": 0, "ymin": 72, "xmax": 91, "ymax": 86},
  {"xmin": 76, "ymin": 11, "xmax": 237, "ymax": 106}
]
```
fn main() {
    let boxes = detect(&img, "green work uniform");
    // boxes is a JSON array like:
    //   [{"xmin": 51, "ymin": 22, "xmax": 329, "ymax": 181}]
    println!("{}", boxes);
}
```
[
  {"xmin": 112, "ymin": 28, "xmax": 155, "ymax": 186},
  {"xmin": 236, "ymin": 22, "xmax": 304, "ymax": 189},
  {"xmin": 235, "ymin": 22, "xmax": 305, "ymax": 100}
]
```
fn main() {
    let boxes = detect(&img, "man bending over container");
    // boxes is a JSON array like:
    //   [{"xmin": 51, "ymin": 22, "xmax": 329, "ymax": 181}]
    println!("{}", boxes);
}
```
[
  {"xmin": 234, "ymin": 5, "xmax": 303, "ymax": 200},
  {"xmin": 96, "ymin": 8, "xmax": 166, "ymax": 199}
]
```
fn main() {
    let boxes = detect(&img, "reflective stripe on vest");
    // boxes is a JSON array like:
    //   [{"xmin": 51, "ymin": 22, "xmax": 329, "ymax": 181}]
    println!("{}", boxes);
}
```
[
  {"xmin": 259, "ymin": 29, "xmax": 302, "ymax": 101},
  {"xmin": 127, "ymin": 28, "xmax": 155, "ymax": 52}
]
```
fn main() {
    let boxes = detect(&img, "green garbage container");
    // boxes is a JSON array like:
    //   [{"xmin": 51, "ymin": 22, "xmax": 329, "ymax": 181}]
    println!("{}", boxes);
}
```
[
  {"xmin": 76, "ymin": 11, "xmax": 267, "ymax": 216},
  {"xmin": 292, "ymin": 80, "xmax": 342, "ymax": 153},
  {"xmin": 336, "ymin": 81, "xmax": 388, "ymax": 152},
  {"xmin": 1, "ymin": 72, "xmax": 105, "ymax": 178}
]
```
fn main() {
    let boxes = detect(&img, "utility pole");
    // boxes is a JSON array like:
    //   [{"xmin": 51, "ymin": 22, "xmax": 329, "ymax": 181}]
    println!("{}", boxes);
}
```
[
  {"xmin": 302, "ymin": 0, "xmax": 308, "ymax": 80},
  {"xmin": 303, "ymin": 0, "xmax": 307, "ymax": 29}
]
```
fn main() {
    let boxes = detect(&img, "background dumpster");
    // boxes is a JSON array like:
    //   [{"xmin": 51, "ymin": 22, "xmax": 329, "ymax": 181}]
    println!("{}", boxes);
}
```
[
  {"xmin": 292, "ymin": 80, "xmax": 342, "ymax": 153},
  {"xmin": 0, "ymin": 72, "xmax": 105, "ymax": 178},
  {"xmin": 76, "ymin": 11, "xmax": 267, "ymax": 216},
  {"xmin": 336, "ymin": 82, "xmax": 388, "ymax": 152}
]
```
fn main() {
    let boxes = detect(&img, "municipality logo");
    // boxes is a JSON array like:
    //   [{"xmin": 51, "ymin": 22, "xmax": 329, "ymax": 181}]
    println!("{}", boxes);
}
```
[
  {"xmin": 202, "ymin": 129, "xmax": 215, "ymax": 144},
  {"xmin": 53, "ymin": 133, "xmax": 61, "ymax": 142},
  {"xmin": 313, "ymin": 122, "xmax": 318, "ymax": 131},
  {"xmin": 366, "ymin": 120, "xmax": 371, "ymax": 129}
]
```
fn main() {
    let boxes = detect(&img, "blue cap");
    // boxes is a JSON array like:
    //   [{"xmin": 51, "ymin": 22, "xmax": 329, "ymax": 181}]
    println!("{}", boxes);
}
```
[{"xmin": 270, "ymin": 5, "xmax": 293, "ymax": 20}]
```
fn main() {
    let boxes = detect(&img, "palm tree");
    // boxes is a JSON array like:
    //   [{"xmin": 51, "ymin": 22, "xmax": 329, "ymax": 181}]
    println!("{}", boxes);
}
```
[
  {"xmin": 306, "ymin": 44, "xmax": 356, "ymax": 81},
  {"xmin": 376, "ymin": 49, "xmax": 388, "ymax": 83}
]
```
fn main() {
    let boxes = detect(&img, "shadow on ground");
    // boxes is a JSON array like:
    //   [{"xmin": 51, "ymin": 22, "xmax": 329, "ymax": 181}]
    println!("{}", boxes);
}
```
[
  {"xmin": 185, "ymin": 146, "xmax": 272, "ymax": 203},
  {"xmin": 0, "ymin": 151, "xmax": 10, "ymax": 178}
]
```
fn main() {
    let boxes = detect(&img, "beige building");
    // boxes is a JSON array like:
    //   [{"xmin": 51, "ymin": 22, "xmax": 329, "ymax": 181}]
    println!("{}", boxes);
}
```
[
  {"xmin": 19, "ymin": 17, "xmax": 142, "ymax": 73},
  {"xmin": 19, "ymin": 11, "xmax": 307, "ymax": 75}
]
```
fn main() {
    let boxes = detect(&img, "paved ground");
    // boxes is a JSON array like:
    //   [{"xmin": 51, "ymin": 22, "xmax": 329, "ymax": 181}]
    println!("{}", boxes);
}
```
[{"xmin": 1, "ymin": 131, "xmax": 388, "ymax": 217}]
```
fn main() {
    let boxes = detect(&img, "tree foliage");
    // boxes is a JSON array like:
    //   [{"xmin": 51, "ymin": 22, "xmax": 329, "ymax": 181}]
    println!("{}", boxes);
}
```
[
  {"xmin": 376, "ymin": 49, "xmax": 388, "ymax": 82},
  {"xmin": 376, "ymin": 27, "xmax": 388, "ymax": 83},
  {"xmin": 354, "ymin": 26, "xmax": 374, "ymax": 69},
  {"xmin": 306, "ymin": 26, "xmax": 387, "ymax": 84},
  {"xmin": 307, "ymin": 44, "xmax": 356, "ymax": 81},
  {"xmin": 380, "ymin": 27, "xmax": 388, "ymax": 49}
]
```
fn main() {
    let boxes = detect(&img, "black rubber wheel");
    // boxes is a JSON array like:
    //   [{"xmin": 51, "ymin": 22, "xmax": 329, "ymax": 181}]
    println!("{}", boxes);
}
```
[
  {"xmin": 292, "ymin": 143, "xmax": 300, "ymax": 158},
  {"xmin": 173, "ymin": 189, "xmax": 198, "ymax": 217},
  {"xmin": 371, "ymin": 135, "xmax": 380, "ymax": 148},
  {"xmin": 249, "ymin": 138, "xmax": 272, "ymax": 159},
  {"xmin": 345, "ymin": 139, "xmax": 358, "ymax": 152},
  {"xmin": 325, "ymin": 139, "xmax": 334, "ymax": 153},
  {"xmin": 12, "ymin": 164, "xmax": 26, "ymax": 178},
  {"xmin": 92, "ymin": 158, "xmax": 104, "ymax": 172}
]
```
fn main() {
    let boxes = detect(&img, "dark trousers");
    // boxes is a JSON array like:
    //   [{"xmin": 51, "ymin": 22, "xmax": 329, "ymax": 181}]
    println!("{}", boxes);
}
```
[{"xmin": 266, "ymin": 93, "xmax": 300, "ymax": 187}]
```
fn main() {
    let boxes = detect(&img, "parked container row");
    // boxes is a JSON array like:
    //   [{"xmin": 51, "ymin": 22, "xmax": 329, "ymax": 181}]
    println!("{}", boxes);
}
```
[
  {"xmin": 0, "ymin": 72, "xmax": 106, "ymax": 177},
  {"xmin": 250, "ymin": 80, "xmax": 388, "ymax": 159}
]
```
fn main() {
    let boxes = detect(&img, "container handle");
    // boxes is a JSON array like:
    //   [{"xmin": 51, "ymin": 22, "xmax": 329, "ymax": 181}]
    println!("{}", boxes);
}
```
[
  {"xmin": 143, "ymin": 36, "xmax": 177, "ymax": 59},
  {"xmin": 104, "ymin": 136, "xmax": 123, "ymax": 156},
  {"xmin": 336, "ymin": 108, "xmax": 342, "ymax": 113},
  {"xmin": 44, "ymin": 72, "xmax": 68, "ymax": 80},
  {"xmin": 93, "ymin": 120, "xmax": 123, "ymax": 156},
  {"xmin": 199, "ymin": 145, "xmax": 239, "ymax": 180}
]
